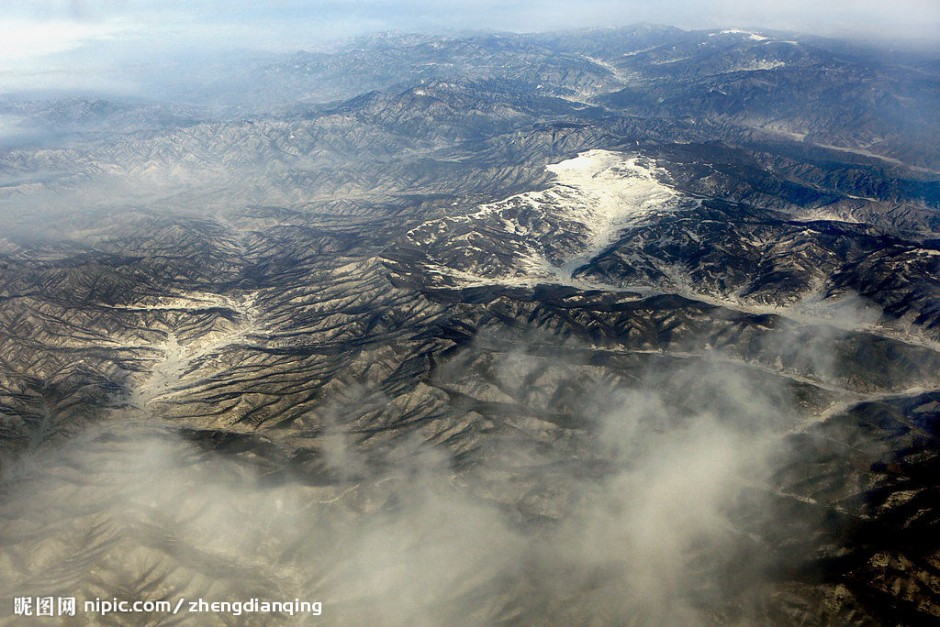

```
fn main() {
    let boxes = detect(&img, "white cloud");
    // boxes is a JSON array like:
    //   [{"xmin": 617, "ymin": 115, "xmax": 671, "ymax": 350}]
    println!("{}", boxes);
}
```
[{"xmin": 0, "ymin": 18, "xmax": 134, "ymax": 61}]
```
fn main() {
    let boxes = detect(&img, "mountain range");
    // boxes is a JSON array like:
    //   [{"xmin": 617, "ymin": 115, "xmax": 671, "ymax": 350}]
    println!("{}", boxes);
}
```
[{"xmin": 1, "ymin": 25, "xmax": 939, "ymax": 624}]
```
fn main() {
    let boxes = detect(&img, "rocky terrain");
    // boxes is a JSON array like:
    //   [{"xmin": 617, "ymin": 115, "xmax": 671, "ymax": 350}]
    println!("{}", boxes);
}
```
[{"xmin": 0, "ymin": 25, "xmax": 939, "ymax": 625}]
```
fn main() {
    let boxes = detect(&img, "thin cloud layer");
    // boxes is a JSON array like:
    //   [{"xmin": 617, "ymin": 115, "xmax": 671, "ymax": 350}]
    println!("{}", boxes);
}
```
[
  {"xmin": 1, "ymin": 0, "xmax": 935, "ymax": 94},
  {"xmin": 4, "ymin": 0, "xmax": 939, "ymax": 60}
]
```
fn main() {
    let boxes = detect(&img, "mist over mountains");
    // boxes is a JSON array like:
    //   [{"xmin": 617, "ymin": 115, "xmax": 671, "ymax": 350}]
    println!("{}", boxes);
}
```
[{"xmin": 1, "ymin": 23, "xmax": 939, "ymax": 624}]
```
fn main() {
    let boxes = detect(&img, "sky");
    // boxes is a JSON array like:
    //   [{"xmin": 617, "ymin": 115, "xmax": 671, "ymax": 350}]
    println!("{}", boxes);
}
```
[{"xmin": 1, "ymin": 0, "xmax": 938, "ymax": 92}]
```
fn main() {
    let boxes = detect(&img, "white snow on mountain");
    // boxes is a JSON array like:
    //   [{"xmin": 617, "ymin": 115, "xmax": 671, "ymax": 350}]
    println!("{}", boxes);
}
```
[{"xmin": 410, "ymin": 149, "xmax": 698, "ymax": 288}]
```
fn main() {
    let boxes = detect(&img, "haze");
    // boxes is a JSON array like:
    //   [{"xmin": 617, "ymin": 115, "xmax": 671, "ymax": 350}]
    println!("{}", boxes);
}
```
[{"xmin": 2, "ymin": 0, "xmax": 938, "ymax": 94}]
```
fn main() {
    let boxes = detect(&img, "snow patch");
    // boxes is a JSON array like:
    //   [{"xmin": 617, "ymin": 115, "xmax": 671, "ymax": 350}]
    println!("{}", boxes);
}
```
[
  {"xmin": 732, "ymin": 60, "xmax": 786, "ymax": 71},
  {"xmin": 129, "ymin": 294, "xmax": 260, "ymax": 408},
  {"xmin": 411, "ymin": 149, "xmax": 696, "ymax": 288},
  {"xmin": 718, "ymin": 29, "xmax": 769, "ymax": 41},
  {"xmin": 543, "ymin": 150, "xmax": 678, "ymax": 275}
]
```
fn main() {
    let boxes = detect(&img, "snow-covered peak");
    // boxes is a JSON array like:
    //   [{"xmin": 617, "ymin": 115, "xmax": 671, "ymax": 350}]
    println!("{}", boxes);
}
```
[
  {"xmin": 712, "ymin": 29, "xmax": 769, "ymax": 42},
  {"xmin": 406, "ymin": 150, "xmax": 698, "ymax": 289}
]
